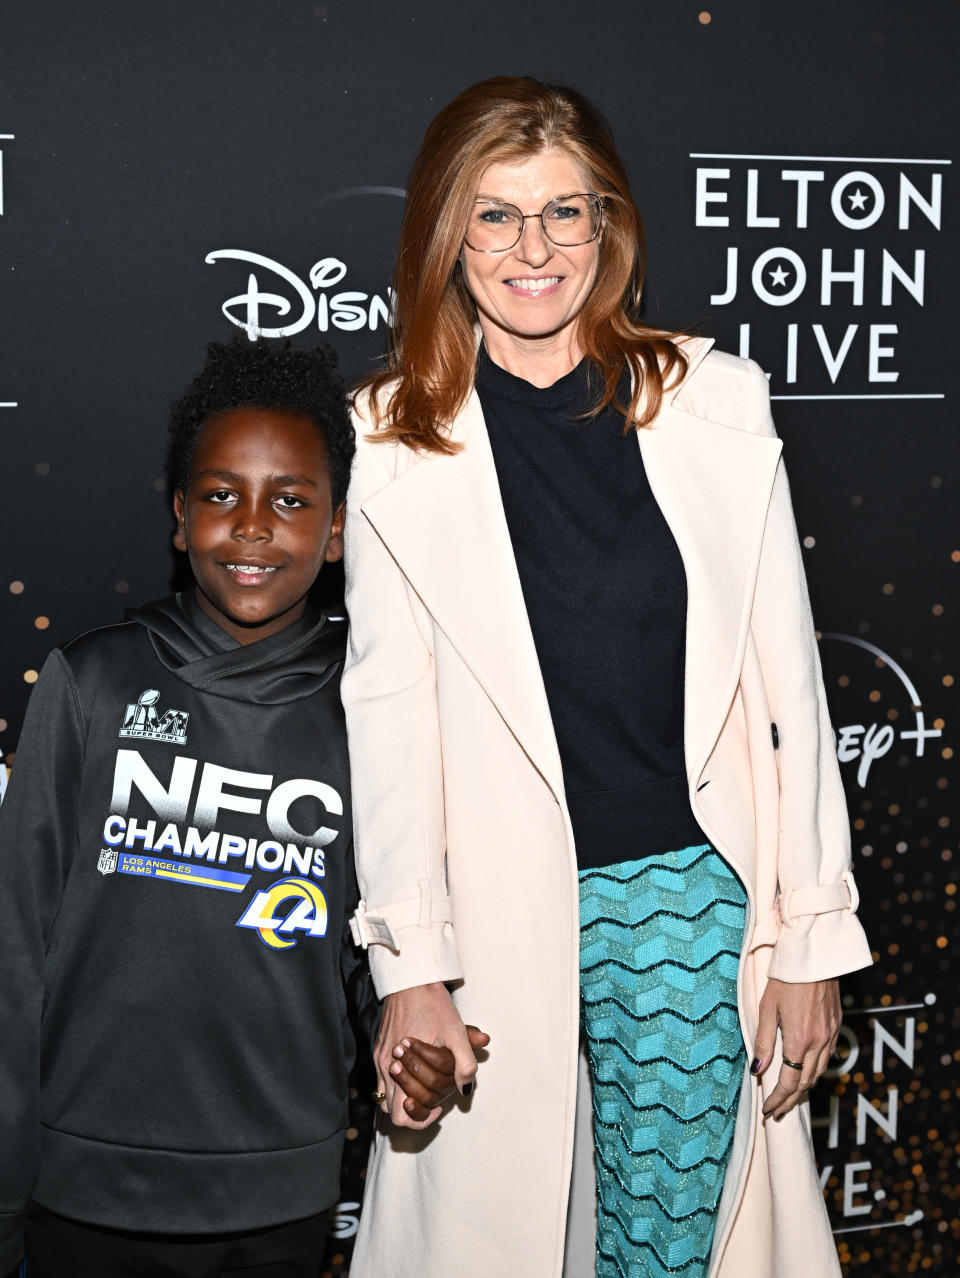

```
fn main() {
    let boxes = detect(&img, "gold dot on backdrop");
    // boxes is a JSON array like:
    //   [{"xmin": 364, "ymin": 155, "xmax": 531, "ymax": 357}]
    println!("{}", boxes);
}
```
[
  {"xmin": 802, "ymin": 535, "xmax": 816, "ymax": 548},
  {"xmin": 34, "ymin": 461, "xmax": 50, "ymax": 476},
  {"xmin": 115, "ymin": 580, "xmax": 129, "ymax": 594},
  {"xmin": 851, "ymin": 494, "xmax": 863, "ymax": 506},
  {"xmin": 152, "ymin": 477, "xmax": 166, "ymax": 493},
  {"xmin": 882, "ymin": 582, "xmax": 895, "ymax": 594},
  {"xmin": 0, "ymin": 719, "xmax": 7, "ymax": 732},
  {"xmin": 9, "ymin": 580, "xmax": 24, "ymax": 595},
  {"xmin": 951, "ymin": 549, "xmax": 960, "ymax": 563},
  {"xmin": 23, "ymin": 670, "xmax": 38, "ymax": 684},
  {"xmin": 34, "ymin": 616, "xmax": 49, "ymax": 630},
  {"xmin": 943, "ymin": 675, "xmax": 955, "ymax": 687},
  {"xmin": 932, "ymin": 603, "xmax": 944, "ymax": 615},
  {"xmin": 930, "ymin": 475, "xmax": 943, "ymax": 488},
  {"xmin": 698, "ymin": 10, "xmax": 712, "ymax": 23}
]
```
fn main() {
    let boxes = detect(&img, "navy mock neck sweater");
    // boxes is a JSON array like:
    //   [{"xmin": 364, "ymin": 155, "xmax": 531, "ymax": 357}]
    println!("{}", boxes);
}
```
[{"xmin": 475, "ymin": 345, "xmax": 705, "ymax": 869}]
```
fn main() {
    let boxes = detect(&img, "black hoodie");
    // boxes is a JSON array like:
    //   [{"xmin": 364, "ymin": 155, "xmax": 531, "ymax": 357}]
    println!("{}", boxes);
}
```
[{"xmin": 0, "ymin": 595, "xmax": 362, "ymax": 1270}]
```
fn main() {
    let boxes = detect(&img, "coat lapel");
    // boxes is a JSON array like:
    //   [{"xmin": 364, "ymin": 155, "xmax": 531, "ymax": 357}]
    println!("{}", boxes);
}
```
[
  {"xmin": 640, "ymin": 399, "xmax": 782, "ymax": 779},
  {"xmin": 360, "ymin": 391, "xmax": 567, "ymax": 800}
]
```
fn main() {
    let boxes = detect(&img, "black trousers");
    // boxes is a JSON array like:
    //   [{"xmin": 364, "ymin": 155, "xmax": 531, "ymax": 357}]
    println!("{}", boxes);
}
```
[{"xmin": 24, "ymin": 1202, "xmax": 329, "ymax": 1278}]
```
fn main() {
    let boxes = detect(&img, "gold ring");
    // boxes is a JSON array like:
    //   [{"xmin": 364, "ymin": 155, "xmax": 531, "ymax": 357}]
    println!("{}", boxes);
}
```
[
  {"xmin": 782, "ymin": 1055, "xmax": 804, "ymax": 1071},
  {"xmin": 372, "ymin": 1090, "xmax": 387, "ymax": 1104}
]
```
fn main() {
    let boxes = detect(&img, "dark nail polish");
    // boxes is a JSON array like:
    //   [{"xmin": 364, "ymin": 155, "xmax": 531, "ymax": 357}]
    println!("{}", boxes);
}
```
[
  {"xmin": 462, "ymin": 1083, "xmax": 473, "ymax": 1097},
  {"xmin": 750, "ymin": 1058, "xmax": 762, "ymax": 1075}
]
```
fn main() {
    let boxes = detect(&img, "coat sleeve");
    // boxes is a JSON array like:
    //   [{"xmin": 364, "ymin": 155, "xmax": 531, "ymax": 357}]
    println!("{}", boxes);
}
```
[
  {"xmin": 745, "ymin": 362, "xmax": 873, "ymax": 982},
  {"xmin": 340, "ymin": 401, "xmax": 463, "ymax": 998},
  {"xmin": 0, "ymin": 650, "xmax": 85, "ymax": 1274}
]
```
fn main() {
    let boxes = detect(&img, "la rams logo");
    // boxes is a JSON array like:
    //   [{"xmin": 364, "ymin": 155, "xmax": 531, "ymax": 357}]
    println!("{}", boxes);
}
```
[{"xmin": 235, "ymin": 876, "xmax": 328, "ymax": 950}]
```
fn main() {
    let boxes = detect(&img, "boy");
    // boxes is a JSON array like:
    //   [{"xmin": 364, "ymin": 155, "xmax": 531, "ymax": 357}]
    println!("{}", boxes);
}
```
[{"xmin": 0, "ymin": 338, "xmax": 465, "ymax": 1278}]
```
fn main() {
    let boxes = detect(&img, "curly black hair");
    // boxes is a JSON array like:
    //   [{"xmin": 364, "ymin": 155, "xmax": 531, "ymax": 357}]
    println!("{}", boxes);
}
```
[{"xmin": 167, "ymin": 336, "xmax": 355, "ymax": 506}]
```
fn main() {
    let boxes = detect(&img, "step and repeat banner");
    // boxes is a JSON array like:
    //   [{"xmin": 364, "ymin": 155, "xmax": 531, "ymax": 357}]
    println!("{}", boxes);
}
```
[{"xmin": 1, "ymin": 3, "xmax": 957, "ymax": 1274}]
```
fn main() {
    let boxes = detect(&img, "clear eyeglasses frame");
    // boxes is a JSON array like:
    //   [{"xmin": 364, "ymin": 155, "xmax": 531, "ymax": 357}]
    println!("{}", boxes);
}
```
[{"xmin": 464, "ymin": 192, "xmax": 605, "ymax": 253}]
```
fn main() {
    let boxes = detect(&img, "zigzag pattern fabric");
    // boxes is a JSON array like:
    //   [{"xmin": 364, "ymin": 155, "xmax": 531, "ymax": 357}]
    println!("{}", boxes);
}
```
[{"xmin": 579, "ymin": 844, "xmax": 747, "ymax": 1278}]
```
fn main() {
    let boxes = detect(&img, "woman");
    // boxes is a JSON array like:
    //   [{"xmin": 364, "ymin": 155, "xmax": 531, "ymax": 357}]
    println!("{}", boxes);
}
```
[{"xmin": 342, "ymin": 77, "xmax": 871, "ymax": 1278}]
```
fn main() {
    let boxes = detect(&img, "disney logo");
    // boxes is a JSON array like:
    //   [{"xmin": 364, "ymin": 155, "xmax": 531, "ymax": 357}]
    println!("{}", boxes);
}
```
[
  {"xmin": 821, "ymin": 634, "xmax": 941, "ymax": 787},
  {"xmin": 205, "ymin": 250, "xmax": 395, "ymax": 340}
]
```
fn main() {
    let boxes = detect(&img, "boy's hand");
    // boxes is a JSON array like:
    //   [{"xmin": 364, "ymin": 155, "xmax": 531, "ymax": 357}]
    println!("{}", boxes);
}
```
[{"xmin": 388, "ymin": 1026, "xmax": 490, "ymax": 1122}]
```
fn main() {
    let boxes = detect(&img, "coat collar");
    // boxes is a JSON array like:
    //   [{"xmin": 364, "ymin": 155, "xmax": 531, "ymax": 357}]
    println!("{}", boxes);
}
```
[{"xmin": 360, "ymin": 338, "xmax": 782, "ymax": 797}]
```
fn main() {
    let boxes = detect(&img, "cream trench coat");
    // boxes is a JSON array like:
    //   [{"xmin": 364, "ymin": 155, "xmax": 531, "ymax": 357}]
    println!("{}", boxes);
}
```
[{"xmin": 342, "ymin": 338, "xmax": 872, "ymax": 1278}]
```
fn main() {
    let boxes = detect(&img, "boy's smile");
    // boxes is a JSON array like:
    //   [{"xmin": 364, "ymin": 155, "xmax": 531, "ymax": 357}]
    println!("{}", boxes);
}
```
[{"xmin": 173, "ymin": 407, "xmax": 344, "ymax": 645}]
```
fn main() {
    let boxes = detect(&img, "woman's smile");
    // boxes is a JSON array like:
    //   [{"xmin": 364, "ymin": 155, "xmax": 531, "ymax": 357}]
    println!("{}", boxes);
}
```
[{"xmin": 501, "ymin": 274, "xmax": 563, "ymax": 296}]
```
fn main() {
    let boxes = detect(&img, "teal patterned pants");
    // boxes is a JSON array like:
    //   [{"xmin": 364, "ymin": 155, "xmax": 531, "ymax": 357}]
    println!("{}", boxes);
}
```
[{"xmin": 578, "ymin": 844, "xmax": 747, "ymax": 1277}]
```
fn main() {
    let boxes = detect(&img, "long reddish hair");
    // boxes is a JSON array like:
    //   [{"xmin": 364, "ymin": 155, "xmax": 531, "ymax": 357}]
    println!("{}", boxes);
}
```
[{"xmin": 358, "ymin": 77, "xmax": 688, "ymax": 451}]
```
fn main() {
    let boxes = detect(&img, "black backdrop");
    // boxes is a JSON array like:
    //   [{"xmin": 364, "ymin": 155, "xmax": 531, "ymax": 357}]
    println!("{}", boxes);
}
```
[{"xmin": 1, "ymin": 3, "xmax": 957, "ymax": 1273}]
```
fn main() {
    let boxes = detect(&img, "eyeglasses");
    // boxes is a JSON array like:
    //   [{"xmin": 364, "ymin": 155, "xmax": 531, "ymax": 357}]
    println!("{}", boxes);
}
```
[{"xmin": 464, "ymin": 193, "xmax": 604, "ymax": 253}]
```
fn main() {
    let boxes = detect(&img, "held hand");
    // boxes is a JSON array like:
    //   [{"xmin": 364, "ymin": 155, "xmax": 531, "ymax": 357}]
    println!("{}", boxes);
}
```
[
  {"xmin": 388, "ymin": 1026, "xmax": 491, "ymax": 1121},
  {"xmin": 373, "ymin": 982, "xmax": 483, "ymax": 1129},
  {"xmin": 752, "ymin": 976, "xmax": 841, "ymax": 1120}
]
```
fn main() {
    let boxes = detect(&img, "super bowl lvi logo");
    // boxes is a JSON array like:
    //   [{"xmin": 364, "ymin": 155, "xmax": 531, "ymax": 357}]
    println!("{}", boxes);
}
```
[{"xmin": 120, "ymin": 689, "xmax": 189, "ymax": 746}]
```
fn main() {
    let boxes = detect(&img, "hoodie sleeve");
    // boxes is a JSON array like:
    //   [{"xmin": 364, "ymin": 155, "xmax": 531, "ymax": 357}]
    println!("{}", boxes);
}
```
[
  {"xmin": 339, "ymin": 841, "xmax": 382, "ymax": 1054},
  {"xmin": 0, "ymin": 650, "xmax": 85, "ymax": 1273}
]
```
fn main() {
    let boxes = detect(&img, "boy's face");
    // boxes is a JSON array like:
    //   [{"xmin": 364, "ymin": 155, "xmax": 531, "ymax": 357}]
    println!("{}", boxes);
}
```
[{"xmin": 173, "ymin": 407, "xmax": 344, "ymax": 646}]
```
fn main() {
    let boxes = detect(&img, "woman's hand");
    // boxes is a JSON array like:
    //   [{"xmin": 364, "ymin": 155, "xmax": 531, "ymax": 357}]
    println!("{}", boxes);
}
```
[
  {"xmin": 752, "ymin": 976, "xmax": 841, "ymax": 1120},
  {"xmin": 374, "ymin": 981, "xmax": 487, "ymax": 1129}
]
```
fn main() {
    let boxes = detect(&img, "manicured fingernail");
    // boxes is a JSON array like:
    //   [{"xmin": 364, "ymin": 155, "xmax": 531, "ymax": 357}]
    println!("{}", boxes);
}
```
[
  {"xmin": 401, "ymin": 1038, "xmax": 412, "ymax": 1048},
  {"xmin": 462, "ymin": 1082, "xmax": 473, "ymax": 1097},
  {"xmin": 392, "ymin": 1045, "xmax": 404, "ymax": 1058},
  {"xmin": 750, "ymin": 1058, "xmax": 762, "ymax": 1075},
  {"xmin": 389, "ymin": 1062, "xmax": 401, "ymax": 1075}
]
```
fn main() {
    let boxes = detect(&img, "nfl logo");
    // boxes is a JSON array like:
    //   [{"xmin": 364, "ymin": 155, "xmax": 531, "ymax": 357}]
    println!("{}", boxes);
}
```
[{"xmin": 97, "ymin": 847, "xmax": 118, "ymax": 876}]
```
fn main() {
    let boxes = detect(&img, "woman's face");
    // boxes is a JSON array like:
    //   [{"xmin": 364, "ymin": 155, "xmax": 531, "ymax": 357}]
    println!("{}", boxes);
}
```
[{"xmin": 460, "ymin": 149, "xmax": 601, "ymax": 357}]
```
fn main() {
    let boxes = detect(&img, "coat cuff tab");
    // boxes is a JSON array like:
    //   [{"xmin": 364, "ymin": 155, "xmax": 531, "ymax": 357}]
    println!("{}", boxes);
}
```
[
  {"xmin": 350, "ymin": 881, "xmax": 454, "ymax": 953},
  {"xmin": 750, "ymin": 870, "xmax": 859, "ymax": 950},
  {"xmin": 780, "ymin": 871, "xmax": 859, "ymax": 928}
]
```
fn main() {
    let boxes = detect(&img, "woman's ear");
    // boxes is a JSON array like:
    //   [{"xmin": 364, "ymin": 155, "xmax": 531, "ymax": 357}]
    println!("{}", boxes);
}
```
[{"xmin": 172, "ymin": 489, "xmax": 187, "ymax": 553}]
